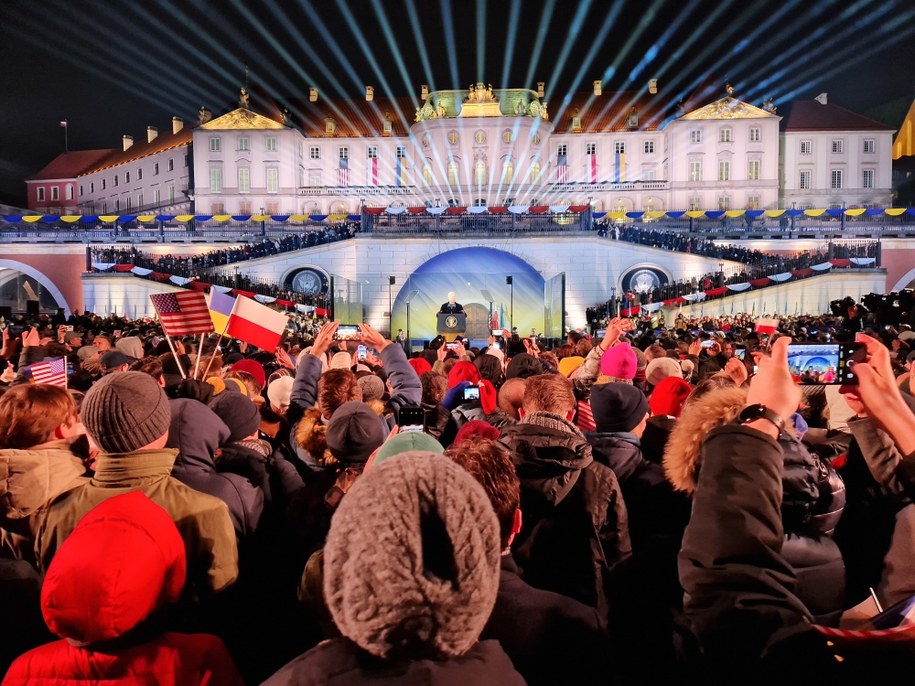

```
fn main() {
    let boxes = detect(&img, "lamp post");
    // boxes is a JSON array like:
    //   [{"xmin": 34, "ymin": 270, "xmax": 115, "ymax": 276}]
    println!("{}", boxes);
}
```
[
  {"xmin": 718, "ymin": 261, "xmax": 724, "ymax": 287},
  {"xmin": 260, "ymin": 206, "xmax": 266, "ymax": 237},
  {"xmin": 388, "ymin": 275, "xmax": 395, "ymax": 338},
  {"xmin": 506, "ymin": 275, "xmax": 514, "ymax": 331},
  {"xmin": 610, "ymin": 286, "xmax": 616, "ymax": 318}
]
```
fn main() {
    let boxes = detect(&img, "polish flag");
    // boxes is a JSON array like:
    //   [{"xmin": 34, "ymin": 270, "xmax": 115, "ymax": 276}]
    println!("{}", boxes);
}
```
[
  {"xmin": 225, "ymin": 296, "xmax": 289, "ymax": 350},
  {"xmin": 589, "ymin": 154, "xmax": 597, "ymax": 183},
  {"xmin": 370, "ymin": 157, "xmax": 379, "ymax": 185},
  {"xmin": 59, "ymin": 120, "xmax": 68, "ymax": 128},
  {"xmin": 755, "ymin": 317, "xmax": 779, "ymax": 335}
]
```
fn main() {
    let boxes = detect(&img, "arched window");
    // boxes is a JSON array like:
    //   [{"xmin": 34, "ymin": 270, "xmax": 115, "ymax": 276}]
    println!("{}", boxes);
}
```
[
  {"xmin": 448, "ymin": 160, "xmax": 460, "ymax": 185},
  {"xmin": 423, "ymin": 164, "xmax": 433, "ymax": 185},
  {"xmin": 474, "ymin": 160, "xmax": 487, "ymax": 185},
  {"xmin": 502, "ymin": 159, "xmax": 514, "ymax": 184},
  {"xmin": 530, "ymin": 160, "xmax": 542, "ymax": 184}
]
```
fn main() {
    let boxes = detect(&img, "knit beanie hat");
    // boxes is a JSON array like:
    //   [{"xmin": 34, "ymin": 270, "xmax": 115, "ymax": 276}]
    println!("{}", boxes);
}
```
[
  {"xmin": 208, "ymin": 392, "xmax": 261, "ymax": 442},
  {"xmin": 558, "ymin": 356, "xmax": 585, "ymax": 378},
  {"xmin": 589, "ymin": 382, "xmax": 649, "ymax": 433},
  {"xmin": 648, "ymin": 377, "xmax": 692, "ymax": 418},
  {"xmin": 357, "ymin": 374, "xmax": 386, "ymax": 402},
  {"xmin": 223, "ymin": 377, "xmax": 248, "ymax": 395},
  {"xmin": 267, "ymin": 375, "xmax": 294, "ymax": 412},
  {"xmin": 645, "ymin": 357, "xmax": 684, "ymax": 387},
  {"xmin": 447, "ymin": 361, "xmax": 480, "ymax": 389},
  {"xmin": 330, "ymin": 351, "xmax": 352, "ymax": 370},
  {"xmin": 599, "ymin": 343, "xmax": 637, "ymax": 380},
  {"xmin": 205, "ymin": 377, "xmax": 227, "ymax": 397},
  {"xmin": 453, "ymin": 419, "xmax": 501, "ymax": 445},
  {"xmin": 81, "ymin": 371, "xmax": 171, "ymax": 453},
  {"xmin": 324, "ymin": 451, "xmax": 501, "ymax": 659},
  {"xmin": 77, "ymin": 345, "xmax": 100, "ymax": 362},
  {"xmin": 505, "ymin": 353, "xmax": 543, "ymax": 379},
  {"xmin": 230, "ymin": 359, "xmax": 266, "ymax": 389},
  {"xmin": 408, "ymin": 357, "xmax": 433, "ymax": 376},
  {"xmin": 325, "ymin": 401, "xmax": 387, "ymax": 464},
  {"xmin": 374, "ymin": 432, "xmax": 445, "ymax": 466}
]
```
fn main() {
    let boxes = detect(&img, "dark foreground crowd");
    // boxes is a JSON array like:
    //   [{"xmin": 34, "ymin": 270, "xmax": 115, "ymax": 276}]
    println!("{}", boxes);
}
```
[{"xmin": 2, "ymin": 305, "xmax": 915, "ymax": 684}]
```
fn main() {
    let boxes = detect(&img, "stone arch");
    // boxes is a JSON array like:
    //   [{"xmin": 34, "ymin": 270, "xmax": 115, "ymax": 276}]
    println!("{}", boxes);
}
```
[
  {"xmin": 0, "ymin": 259, "xmax": 71, "ymax": 316},
  {"xmin": 891, "ymin": 267, "xmax": 915, "ymax": 292}
]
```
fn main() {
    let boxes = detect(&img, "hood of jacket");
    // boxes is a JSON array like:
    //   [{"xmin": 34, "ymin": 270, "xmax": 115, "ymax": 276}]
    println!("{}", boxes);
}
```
[
  {"xmin": 0, "ymin": 437, "xmax": 89, "ymax": 524},
  {"xmin": 40, "ymin": 490, "xmax": 185, "ymax": 646},
  {"xmin": 586, "ymin": 431, "xmax": 643, "ymax": 483},
  {"xmin": 294, "ymin": 401, "xmax": 385, "ymax": 469},
  {"xmin": 166, "ymin": 398, "xmax": 230, "ymax": 473},
  {"xmin": 501, "ymin": 411, "xmax": 593, "ymax": 505}
]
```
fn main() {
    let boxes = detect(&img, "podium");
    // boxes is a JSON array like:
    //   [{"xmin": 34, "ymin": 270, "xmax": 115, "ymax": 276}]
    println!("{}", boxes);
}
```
[{"xmin": 437, "ymin": 312, "xmax": 466, "ymax": 341}]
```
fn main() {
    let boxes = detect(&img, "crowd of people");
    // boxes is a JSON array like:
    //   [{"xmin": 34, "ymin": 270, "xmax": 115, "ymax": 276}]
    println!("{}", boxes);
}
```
[{"xmin": 1, "ymin": 299, "xmax": 915, "ymax": 684}]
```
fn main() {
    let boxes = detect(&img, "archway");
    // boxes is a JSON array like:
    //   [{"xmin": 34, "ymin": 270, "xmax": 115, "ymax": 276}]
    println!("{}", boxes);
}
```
[
  {"xmin": 391, "ymin": 247, "xmax": 545, "ymax": 346},
  {"xmin": 891, "ymin": 266, "xmax": 915, "ymax": 292},
  {"xmin": 0, "ymin": 260, "xmax": 70, "ymax": 316}
]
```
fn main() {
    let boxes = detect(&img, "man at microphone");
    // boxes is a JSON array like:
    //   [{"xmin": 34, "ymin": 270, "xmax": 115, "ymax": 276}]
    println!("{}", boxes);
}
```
[{"xmin": 438, "ymin": 291, "xmax": 465, "ymax": 314}]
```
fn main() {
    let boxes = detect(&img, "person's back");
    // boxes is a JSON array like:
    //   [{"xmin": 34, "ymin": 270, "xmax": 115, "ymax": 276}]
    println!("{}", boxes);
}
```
[{"xmin": 35, "ymin": 372, "xmax": 238, "ymax": 600}]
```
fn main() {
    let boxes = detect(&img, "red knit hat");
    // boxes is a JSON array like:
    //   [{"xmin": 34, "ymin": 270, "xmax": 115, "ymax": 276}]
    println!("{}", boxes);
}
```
[
  {"xmin": 408, "ymin": 358, "xmax": 433, "ymax": 376},
  {"xmin": 454, "ymin": 419, "xmax": 501, "ymax": 445},
  {"xmin": 231, "ymin": 358, "xmax": 266, "ymax": 389},
  {"xmin": 447, "ymin": 361, "xmax": 481, "ymax": 389},
  {"xmin": 648, "ymin": 376, "xmax": 692, "ymax": 418}
]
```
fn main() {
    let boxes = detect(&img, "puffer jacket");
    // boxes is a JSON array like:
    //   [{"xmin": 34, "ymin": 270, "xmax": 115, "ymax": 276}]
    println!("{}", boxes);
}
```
[
  {"xmin": 664, "ymin": 386, "xmax": 847, "ymax": 621},
  {"xmin": 500, "ymin": 412, "xmax": 631, "ymax": 613},
  {"xmin": 0, "ymin": 436, "xmax": 90, "ymax": 562},
  {"xmin": 166, "ymin": 398, "xmax": 265, "ymax": 538},
  {"xmin": 3, "ymin": 491, "xmax": 243, "ymax": 686}
]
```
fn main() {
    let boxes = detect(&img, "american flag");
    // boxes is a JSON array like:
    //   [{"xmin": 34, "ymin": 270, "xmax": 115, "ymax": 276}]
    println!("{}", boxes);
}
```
[
  {"xmin": 557, "ymin": 153, "xmax": 568, "ymax": 183},
  {"xmin": 150, "ymin": 292, "xmax": 214, "ymax": 336},
  {"xmin": 338, "ymin": 157, "xmax": 349, "ymax": 186},
  {"xmin": 29, "ymin": 357, "xmax": 67, "ymax": 387}
]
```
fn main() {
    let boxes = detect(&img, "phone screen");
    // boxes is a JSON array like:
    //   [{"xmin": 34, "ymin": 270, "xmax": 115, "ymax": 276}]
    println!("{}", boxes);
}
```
[
  {"xmin": 701, "ymin": 340, "xmax": 715, "ymax": 349},
  {"xmin": 446, "ymin": 342, "xmax": 458, "ymax": 350},
  {"xmin": 463, "ymin": 386, "xmax": 480, "ymax": 401},
  {"xmin": 492, "ymin": 328, "xmax": 503, "ymax": 337},
  {"xmin": 785, "ymin": 342, "xmax": 866, "ymax": 385},
  {"xmin": 357, "ymin": 344, "xmax": 367, "ymax": 360},
  {"xmin": 595, "ymin": 329, "xmax": 606, "ymax": 338},
  {"xmin": 334, "ymin": 324, "xmax": 360, "ymax": 341},
  {"xmin": 734, "ymin": 347, "xmax": 747, "ymax": 361},
  {"xmin": 398, "ymin": 406, "xmax": 425, "ymax": 433}
]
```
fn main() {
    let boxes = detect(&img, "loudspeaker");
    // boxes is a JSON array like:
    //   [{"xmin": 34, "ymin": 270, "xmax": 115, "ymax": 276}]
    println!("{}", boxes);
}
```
[
  {"xmin": 26, "ymin": 300, "xmax": 40, "ymax": 316},
  {"xmin": 388, "ymin": 275, "xmax": 396, "ymax": 285},
  {"xmin": 506, "ymin": 276, "xmax": 513, "ymax": 285}
]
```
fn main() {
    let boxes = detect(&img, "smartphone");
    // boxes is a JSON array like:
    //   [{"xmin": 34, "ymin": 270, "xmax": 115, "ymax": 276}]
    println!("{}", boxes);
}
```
[
  {"xmin": 734, "ymin": 347, "xmax": 747, "ymax": 361},
  {"xmin": 446, "ymin": 342, "xmax": 458, "ymax": 350},
  {"xmin": 785, "ymin": 342, "xmax": 866, "ymax": 385},
  {"xmin": 462, "ymin": 386, "xmax": 480, "ymax": 401},
  {"xmin": 113, "ymin": 330, "xmax": 121, "ymax": 338},
  {"xmin": 397, "ymin": 406, "xmax": 425, "ymax": 433},
  {"xmin": 701, "ymin": 340, "xmax": 715, "ymax": 349},
  {"xmin": 66, "ymin": 325, "xmax": 74, "ymax": 332},
  {"xmin": 492, "ymin": 328, "xmax": 503, "ymax": 337},
  {"xmin": 595, "ymin": 329, "xmax": 606, "ymax": 338},
  {"xmin": 491, "ymin": 341, "xmax": 500, "ymax": 350},
  {"xmin": 334, "ymin": 324, "xmax": 360, "ymax": 341},
  {"xmin": 7, "ymin": 324, "xmax": 24, "ymax": 337},
  {"xmin": 357, "ymin": 344, "xmax": 367, "ymax": 361}
]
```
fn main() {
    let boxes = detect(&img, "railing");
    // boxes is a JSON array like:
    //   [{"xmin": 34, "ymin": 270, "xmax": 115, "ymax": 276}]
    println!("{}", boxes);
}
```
[{"xmin": 363, "ymin": 211, "xmax": 590, "ymax": 235}]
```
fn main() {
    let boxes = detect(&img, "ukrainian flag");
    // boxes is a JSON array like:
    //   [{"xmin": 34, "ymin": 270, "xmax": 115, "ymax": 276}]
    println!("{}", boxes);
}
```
[{"xmin": 208, "ymin": 290, "xmax": 235, "ymax": 335}]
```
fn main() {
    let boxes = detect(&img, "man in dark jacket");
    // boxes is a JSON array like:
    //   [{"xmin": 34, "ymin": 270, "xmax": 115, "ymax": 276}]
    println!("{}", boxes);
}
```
[
  {"xmin": 446, "ymin": 438, "xmax": 610, "ymax": 686},
  {"xmin": 499, "ymin": 373, "xmax": 631, "ymax": 613}
]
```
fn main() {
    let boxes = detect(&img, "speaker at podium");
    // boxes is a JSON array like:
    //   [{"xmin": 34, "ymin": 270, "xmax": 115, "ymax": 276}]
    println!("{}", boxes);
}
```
[{"xmin": 437, "ymin": 312, "xmax": 466, "ymax": 341}]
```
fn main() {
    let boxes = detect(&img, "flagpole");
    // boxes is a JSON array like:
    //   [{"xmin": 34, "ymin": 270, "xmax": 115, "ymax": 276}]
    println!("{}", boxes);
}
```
[
  {"xmin": 194, "ymin": 332, "xmax": 205, "ymax": 379},
  {"xmin": 201, "ymin": 318, "xmax": 231, "ymax": 380},
  {"xmin": 163, "ymin": 333, "xmax": 187, "ymax": 380}
]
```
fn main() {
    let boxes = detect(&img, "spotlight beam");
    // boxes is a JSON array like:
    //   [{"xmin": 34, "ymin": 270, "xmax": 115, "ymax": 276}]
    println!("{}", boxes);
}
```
[{"xmin": 499, "ymin": 0, "xmax": 523, "ymax": 88}]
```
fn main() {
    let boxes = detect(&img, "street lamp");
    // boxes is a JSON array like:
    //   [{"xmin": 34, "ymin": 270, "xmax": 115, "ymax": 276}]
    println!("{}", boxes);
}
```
[
  {"xmin": 260, "ymin": 206, "xmax": 266, "ymax": 237},
  {"xmin": 388, "ymin": 275, "xmax": 395, "ymax": 338},
  {"xmin": 718, "ymin": 261, "xmax": 724, "ymax": 287},
  {"xmin": 506, "ymin": 275, "xmax": 514, "ymax": 330}
]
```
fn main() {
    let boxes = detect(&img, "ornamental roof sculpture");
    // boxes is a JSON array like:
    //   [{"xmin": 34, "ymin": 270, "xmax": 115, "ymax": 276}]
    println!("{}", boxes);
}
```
[
  {"xmin": 200, "ymin": 107, "xmax": 286, "ymax": 130},
  {"xmin": 680, "ymin": 96, "xmax": 777, "ymax": 120}
]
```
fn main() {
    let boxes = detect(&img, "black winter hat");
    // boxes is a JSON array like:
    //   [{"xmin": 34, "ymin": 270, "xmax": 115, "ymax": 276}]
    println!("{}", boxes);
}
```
[
  {"xmin": 208, "ymin": 392, "xmax": 260, "ymax": 442},
  {"xmin": 589, "ymin": 382, "xmax": 649, "ymax": 433},
  {"xmin": 505, "ymin": 353, "xmax": 544, "ymax": 379},
  {"xmin": 325, "ymin": 401, "xmax": 386, "ymax": 464}
]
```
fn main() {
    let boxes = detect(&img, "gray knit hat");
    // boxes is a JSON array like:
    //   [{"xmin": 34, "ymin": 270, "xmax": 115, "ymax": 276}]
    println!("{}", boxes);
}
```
[
  {"xmin": 81, "ymin": 371, "xmax": 171, "ymax": 453},
  {"xmin": 324, "ymin": 451, "xmax": 501, "ymax": 659},
  {"xmin": 325, "ymin": 401, "xmax": 386, "ymax": 464}
]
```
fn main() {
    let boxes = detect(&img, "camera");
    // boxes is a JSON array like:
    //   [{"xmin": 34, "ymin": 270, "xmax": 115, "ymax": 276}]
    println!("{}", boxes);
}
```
[
  {"xmin": 785, "ymin": 342, "xmax": 866, "ymax": 385},
  {"xmin": 397, "ymin": 406, "xmax": 425, "ymax": 433},
  {"xmin": 462, "ymin": 386, "xmax": 480, "ymax": 401},
  {"xmin": 333, "ymin": 324, "xmax": 360, "ymax": 341}
]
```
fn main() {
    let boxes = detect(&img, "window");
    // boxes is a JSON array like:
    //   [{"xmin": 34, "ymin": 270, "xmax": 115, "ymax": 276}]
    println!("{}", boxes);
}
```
[
  {"xmin": 125, "ymin": 171, "xmax": 130, "ymax": 183},
  {"xmin": 37, "ymin": 187, "xmax": 45, "ymax": 202},
  {"xmin": 474, "ymin": 160, "xmax": 487, "ymax": 185},
  {"xmin": 644, "ymin": 140, "xmax": 655, "ymax": 154},
  {"xmin": 309, "ymin": 146, "xmax": 320, "ymax": 160},
  {"xmin": 862, "ymin": 169, "xmax": 875, "ymax": 189},
  {"xmin": 688, "ymin": 196, "xmax": 701, "ymax": 211},
  {"xmin": 211, "ymin": 202, "xmax": 224, "ymax": 214},
  {"xmin": 557, "ymin": 144, "xmax": 567, "ymax": 157},
  {"xmin": 448, "ymin": 160, "xmax": 459, "ymax": 185},
  {"xmin": 863, "ymin": 139, "xmax": 875, "ymax": 154},
  {"xmin": 831, "ymin": 139, "xmax": 844, "ymax": 154},
  {"xmin": 167, "ymin": 159, "xmax": 174, "ymax": 172},
  {"xmin": 90, "ymin": 182, "xmax": 94, "ymax": 193},
  {"xmin": 137, "ymin": 169, "xmax": 143, "ymax": 181},
  {"xmin": 154, "ymin": 189, "xmax": 160, "ymax": 205},
  {"xmin": 690, "ymin": 129, "xmax": 702, "ymax": 143},
  {"xmin": 79, "ymin": 185, "xmax": 83, "ymax": 197},
  {"xmin": 531, "ymin": 160, "xmax": 542, "ymax": 184},
  {"xmin": 51, "ymin": 186, "xmax": 59, "ymax": 201},
  {"xmin": 642, "ymin": 169, "xmax": 656, "ymax": 181},
  {"xmin": 338, "ymin": 147, "xmax": 349, "ymax": 160},
  {"xmin": 209, "ymin": 137, "xmax": 221, "ymax": 152},
  {"xmin": 831, "ymin": 169, "xmax": 843, "ymax": 189},
  {"xmin": 169, "ymin": 186, "xmax": 175, "ymax": 203},
  {"xmin": 266, "ymin": 136, "xmax": 277, "ymax": 152},
  {"xmin": 586, "ymin": 143, "xmax": 597, "ymax": 155},
  {"xmin": 747, "ymin": 160, "xmax": 760, "ymax": 181},
  {"xmin": 689, "ymin": 161, "xmax": 702, "ymax": 182},
  {"xmin": 502, "ymin": 130, "xmax": 513, "ymax": 144},
  {"xmin": 210, "ymin": 167, "xmax": 222, "ymax": 192},
  {"xmin": 799, "ymin": 170, "xmax": 811, "ymax": 189},
  {"xmin": 719, "ymin": 127, "xmax": 732, "ymax": 143},
  {"xmin": 718, "ymin": 195, "xmax": 730, "ymax": 210},
  {"xmin": 113, "ymin": 175, "xmax": 118, "ymax": 187},
  {"xmin": 154, "ymin": 162, "xmax": 159, "ymax": 175},
  {"xmin": 718, "ymin": 160, "xmax": 730, "ymax": 181},
  {"xmin": 367, "ymin": 146, "xmax": 378, "ymax": 159},
  {"xmin": 800, "ymin": 140, "xmax": 812, "ymax": 155},
  {"xmin": 308, "ymin": 171, "xmax": 321, "ymax": 187},
  {"xmin": 474, "ymin": 130, "xmax": 487, "ymax": 144},
  {"xmin": 102, "ymin": 179, "xmax": 107, "ymax": 190},
  {"xmin": 502, "ymin": 159, "xmax": 514, "ymax": 184},
  {"xmin": 238, "ymin": 167, "xmax": 250, "ymax": 193},
  {"xmin": 239, "ymin": 200, "xmax": 252, "ymax": 215},
  {"xmin": 749, "ymin": 127, "xmax": 761, "ymax": 142},
  {"xmin": 66, "ymin": 185, "xmax": 74, "ymax": 200},
  {"xmin": 266, "ymin": 167, "xmax": 278, "ymax": 193},
  {"xmin": 238, "ymin": 137, "xmax": 249, "ymax": 151},
  {"xmin": 265, "ymin": 202, "xmax": 279, "ymax": 215},
  {"xmin": 115, "ymin": 199, "xmax": 121, "ymax": 212},
  {"xmin": 747, "ymin": 194, "xmax": 760, "ymax": 210},
  {"xmin": 448, "ymin": 131, "xmax": 459, "ymax": 145},
  {"xmin": 423, "ymin": 164, "xmax": 433, "ymax": 184},
  {"xmin": 137, "ymin": 193, "xmax": 143, "ymax": 208},
  {"xmin": 614, "ymin": 142, "xmax": 625, "ymax": 155}
]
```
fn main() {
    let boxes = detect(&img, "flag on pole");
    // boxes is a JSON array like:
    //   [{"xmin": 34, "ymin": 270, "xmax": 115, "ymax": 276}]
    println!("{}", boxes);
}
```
[
  {"xmin": 208, "ymin": 289, "xmax": 235, "ymax": 334},
  {"xmin": 370, "ymin": 157, "xmax": 379, "ymax": 185},
  {"xmin": 150, "ymin": 292, "xmax": 214, "ymax": 336},
  {"xmin": 557, "ymin": 153, "xmax": 568, "ymax": 183},
  {"xmin": 589, "ymin": 153, "xmax": 597, "ymax": 183},
  {"xmin": 225, "ymin": 296, "xmax": 289, "ymax": 350},
  {"xmin": 28, "ymin": 357, "xmax": 67, "ymax": 387},
  {"xmin": 59, "ymin": 120, "xmax": 68, "ymax": 128},
  {"xmin": 338, "ymin": 157, "xmax": 349, "ymax": 186},
  {"xmin": 755, "ymin": 317, "xmax": 779, "ymax": 335}
]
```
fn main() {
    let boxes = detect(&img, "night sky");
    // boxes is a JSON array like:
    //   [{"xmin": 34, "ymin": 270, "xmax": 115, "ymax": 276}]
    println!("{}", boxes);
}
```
[{"xmin": 1, "ymin": 0, "xmax": 913, "ymax": 206}]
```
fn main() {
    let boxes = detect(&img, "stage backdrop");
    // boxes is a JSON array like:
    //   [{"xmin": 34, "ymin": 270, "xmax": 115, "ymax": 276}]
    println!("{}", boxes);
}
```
[{"xmin": 390, "ymin": 247, "xmax": 552, "ymax": 345}]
